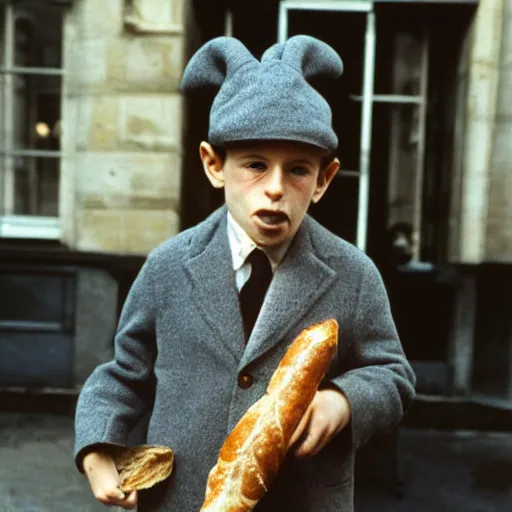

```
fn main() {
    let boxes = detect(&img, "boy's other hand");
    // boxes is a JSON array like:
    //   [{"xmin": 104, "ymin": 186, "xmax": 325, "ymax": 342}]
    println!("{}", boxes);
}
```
[
  {"xmin": 83, "ymin": 451, "xmax": 138, "ymax": 509},
  {"xmin": 289, "ymin": 388, "xmax": 351, "ymax": 458}
]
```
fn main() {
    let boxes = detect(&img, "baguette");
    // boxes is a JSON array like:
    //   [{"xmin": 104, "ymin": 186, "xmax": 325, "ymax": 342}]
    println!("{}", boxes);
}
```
[
  {"xmin": 111, "ymin": 444, "xmax": 174, "ymax": 492},
  {"xmin": 201, "ymin": 318, "xmax": 339, "ymax": 511}
]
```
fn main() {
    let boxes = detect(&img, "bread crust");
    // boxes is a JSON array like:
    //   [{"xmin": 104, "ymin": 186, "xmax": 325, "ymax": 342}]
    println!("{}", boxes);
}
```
[
  {"xmin": 111, "ymin": 444, "xmax": 174, "ymax": 492},
  {"xmin": 201, "ymin": 319, "xmax": 339, "ymax": 511}
]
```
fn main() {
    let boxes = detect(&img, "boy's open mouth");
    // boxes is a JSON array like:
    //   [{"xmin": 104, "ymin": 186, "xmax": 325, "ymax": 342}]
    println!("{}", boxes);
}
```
[{"xmin": 255, "ymin": 210, "xmax": 289, "ymax": 227}]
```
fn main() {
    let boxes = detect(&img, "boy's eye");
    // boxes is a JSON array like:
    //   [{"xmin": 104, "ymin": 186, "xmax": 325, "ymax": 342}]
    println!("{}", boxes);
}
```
[
  {"xmin": 290, "ymin": 166, "xmax": 310, "ymax": 176},
  {"xmin": 247, "ymin": 161, "xmax": 267, "ymax": 171}
]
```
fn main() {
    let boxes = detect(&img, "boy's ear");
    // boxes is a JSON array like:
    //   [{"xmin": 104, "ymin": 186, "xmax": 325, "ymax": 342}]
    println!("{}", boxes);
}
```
[
  {"xmin": 200, "ymin": 142, "xmax": 225, "ymax": 189},
  {"xmin": 312, "ymin": 158, "xmax": 340, "ymax": 204}
]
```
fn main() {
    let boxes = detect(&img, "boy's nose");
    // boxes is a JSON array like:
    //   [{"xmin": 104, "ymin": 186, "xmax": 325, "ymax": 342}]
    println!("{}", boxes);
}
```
[{"xmin": 265, "ymin": 169, "xmax": 284, "ymax": 201}]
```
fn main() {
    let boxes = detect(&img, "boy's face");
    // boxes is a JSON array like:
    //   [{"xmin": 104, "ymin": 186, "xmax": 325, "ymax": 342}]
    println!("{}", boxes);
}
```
[{"xmin": 201, "ymin": 141, "xmax": 339, "ymax": 248}]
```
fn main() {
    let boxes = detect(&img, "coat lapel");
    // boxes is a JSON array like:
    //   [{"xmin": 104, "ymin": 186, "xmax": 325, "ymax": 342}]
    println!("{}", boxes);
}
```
[
  {"xmin": 184, "ymin": 207, "xmax": 245, "ymax": 361},
  {"xmin": 239, "ymin": 217, "xmax": 337, "ymax": 370}
]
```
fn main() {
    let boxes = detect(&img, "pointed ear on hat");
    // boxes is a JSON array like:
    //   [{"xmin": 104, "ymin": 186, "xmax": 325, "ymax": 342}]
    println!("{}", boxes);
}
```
[
  {"xmin": 262, "ymin": 35, "xmax": 343, "ymax": 80},
  {"xmin": 181, "ymin": 37, "xmax": 257, "ymax": 91}
]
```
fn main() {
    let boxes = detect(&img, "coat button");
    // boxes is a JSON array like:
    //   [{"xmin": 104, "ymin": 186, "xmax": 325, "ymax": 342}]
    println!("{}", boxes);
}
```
[{"xmin": 238, "ymin": 372, "xmax": 253, "ymax": 389}]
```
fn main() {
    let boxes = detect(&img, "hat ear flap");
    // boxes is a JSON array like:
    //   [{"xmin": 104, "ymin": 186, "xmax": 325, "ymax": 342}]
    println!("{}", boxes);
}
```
[
  {"xmin": 263, "ymin": 35, "xmax": 343, "ymax": 80},
  {"xmin": 181, "ymin": 37, "xmax": 257, "ymax": 90}
]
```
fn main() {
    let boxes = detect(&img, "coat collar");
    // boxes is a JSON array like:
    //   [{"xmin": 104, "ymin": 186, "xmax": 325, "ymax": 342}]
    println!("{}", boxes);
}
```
[
  {"xmin": 184, "ymin": 207, "xmax": 337, "ymax": 368},
  {"xmin": 238, "ymin": 215, "xmax": 337, "ymax": 370},
  {"xmin": 184, "ymin": 206, "xmax": 245, "ymax": 362}
]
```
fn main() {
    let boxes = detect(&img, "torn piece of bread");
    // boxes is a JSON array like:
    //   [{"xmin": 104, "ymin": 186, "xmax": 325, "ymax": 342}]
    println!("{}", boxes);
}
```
[
  {"xmin": 112, "ymin": 444, "xmax": 174, "ymax": 492},
  {"xmin": 201, "ymin": 318, "xmax": 339, "ymax": 512}
]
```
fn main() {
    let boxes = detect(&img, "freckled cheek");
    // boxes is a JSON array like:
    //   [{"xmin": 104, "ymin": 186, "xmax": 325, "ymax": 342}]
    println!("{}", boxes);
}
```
[
  {"xmin": 226, "ymin": 176, "xmax": 248, "ymax": 194},
  {"xmin": 289, "ymin": 183, "xmax": 316, "ymax": 206},
  {"xmin": 225, "ymin": 183, "xmax": 255, "ymax": 214},
  {"xmin": 238, "ymin": 181, "xmax": 265, "ymax": 205}
]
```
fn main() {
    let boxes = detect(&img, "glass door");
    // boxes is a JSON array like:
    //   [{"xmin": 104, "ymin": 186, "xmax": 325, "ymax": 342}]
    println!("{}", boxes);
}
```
[
  {"xmin": 279, "ymin": 0, "xmax": 375, "ymax": 252},
  {"xmin": 278, "ymin": 1, "xmax": 431, "ymax": 262}
]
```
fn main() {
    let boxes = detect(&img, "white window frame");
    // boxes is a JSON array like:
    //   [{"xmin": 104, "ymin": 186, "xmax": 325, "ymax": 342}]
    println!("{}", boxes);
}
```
[
  {"xmin": 277, "ymin": 0, "xmax": 429, "ymax": 257},
  {"xmin": 279, "ymin": 0, "xmax": 375, "ymax": 253},
  {"xmin": 0, "ymin": 2, "xmax": 63, "ymax": 240}
]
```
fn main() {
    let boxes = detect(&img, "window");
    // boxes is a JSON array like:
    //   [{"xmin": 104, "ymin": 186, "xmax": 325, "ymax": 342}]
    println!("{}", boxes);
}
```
[
  {"xmin": 277, "ymin": 1, "xmax": 473, "ymax": 264},
  {"xmin": 0, "ymin": 1, "xmax": 65, "ymax": 239}
]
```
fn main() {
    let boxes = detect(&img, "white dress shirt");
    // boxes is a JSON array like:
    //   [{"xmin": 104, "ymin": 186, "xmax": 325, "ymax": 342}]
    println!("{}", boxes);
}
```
[{"xmin": 227, "ymin": 212, "xmax": 291, "ymax": 291}]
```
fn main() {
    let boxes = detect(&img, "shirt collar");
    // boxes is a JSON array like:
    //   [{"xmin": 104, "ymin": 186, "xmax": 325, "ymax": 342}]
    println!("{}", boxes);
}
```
[{"xmin": 227, "ymin": 211, "xmax": 291, "ymax": 273}]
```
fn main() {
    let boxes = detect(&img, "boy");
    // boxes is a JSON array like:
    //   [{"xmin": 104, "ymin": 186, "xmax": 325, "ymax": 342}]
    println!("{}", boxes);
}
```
[{"xmin": 75, "ymin": 35, "xmax": 415, "ymax": 511}]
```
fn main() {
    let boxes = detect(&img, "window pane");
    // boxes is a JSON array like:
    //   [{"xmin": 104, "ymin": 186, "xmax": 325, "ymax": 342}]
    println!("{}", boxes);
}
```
[
  {"xmin": 0, "ymin": 156, "xmax": 60, "ymax": 216},
  {"xmin": 12, "ymin": 75, "xmax": 62, "ymax": 152},
  {"xmin": 0, "ymin": 3, "xmax": 63, "ymax": 223},
  {"xmin": 287, "ymin": 9, "xmax": 366, "ymax": 175},
  {"xmin": 372, "ymin": 102, "xmax": 422, "ymax": 226},
  {"xmin": 13, "ymin": 2, "xmax": 63, "ymax": 68},
  {"xmin": 0, "ymin": 7, "xmax": 6, "ymax": 147},
  {"xmin": 373, "ymin": 6, "xmax": 427, "ymax": 95}
]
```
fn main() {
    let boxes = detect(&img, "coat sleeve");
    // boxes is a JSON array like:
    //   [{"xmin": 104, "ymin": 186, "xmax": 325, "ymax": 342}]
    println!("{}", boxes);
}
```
[
  {"xmin": 330, "ymin": 259, "xmax": 416, "ymax": 450},
  {"xmin": 74, "ymin": 254, "xmax": 158, "ymax": 470}
]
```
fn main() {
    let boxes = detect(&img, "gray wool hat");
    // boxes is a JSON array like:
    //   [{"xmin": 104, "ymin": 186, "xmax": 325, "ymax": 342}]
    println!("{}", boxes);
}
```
[{"xmin": 181, "ymin": 35, "xmax": 343, "ymax": 152}]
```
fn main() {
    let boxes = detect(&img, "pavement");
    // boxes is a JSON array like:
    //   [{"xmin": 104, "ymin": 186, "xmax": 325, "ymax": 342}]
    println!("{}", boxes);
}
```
[
  {"xmin": 355, "ymin": 428, "xmax": 512, "ymax": 512},
  {"xmin": 0, "ymin": 412, "xmax": 103, "ymax": 512},
  {"xmin": 0, "ymin": 410, "xmax": 511, "ymax": 511}
]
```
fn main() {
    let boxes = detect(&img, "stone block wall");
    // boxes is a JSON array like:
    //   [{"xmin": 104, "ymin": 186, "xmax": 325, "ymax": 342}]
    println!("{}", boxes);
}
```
[
  {"xmin": 448, "ymin": 0, "xmax": 506, "ymax": 263},
  {"xmin": 60, "ymin": 0, "xmax": 185, "ymax": 254},
  {"xmin": 485, "ymin": 0, "xmax": 512, "ymax": 261},
  {"xmin": 74, "ymin": 268, "xmax": 117, "ymax": 386}
]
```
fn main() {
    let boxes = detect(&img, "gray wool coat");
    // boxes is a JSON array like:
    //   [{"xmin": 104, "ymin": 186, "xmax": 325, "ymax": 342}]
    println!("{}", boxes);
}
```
[{"xmin": 74, "ymin": 206, "xmax": 416, "ymax": 512}]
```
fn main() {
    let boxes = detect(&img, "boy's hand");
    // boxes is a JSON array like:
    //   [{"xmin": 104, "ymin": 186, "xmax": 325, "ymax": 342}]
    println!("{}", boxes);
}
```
[
  {"xmin": 83, "ymin": 451, "xmax": 138, "ymax": 509},
  {"xmin": 289, "ymin": 388, "xmax": 351, "ymax": 458}
]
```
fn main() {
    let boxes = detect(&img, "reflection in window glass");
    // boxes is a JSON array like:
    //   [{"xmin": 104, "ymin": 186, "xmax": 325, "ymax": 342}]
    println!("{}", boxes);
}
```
[
  {"xmin": 13, "ymin": 5, "xmax": 63, "ymax": 68},
  {"xmin": 1, "ymin": 2, "xmax": 64, "ymax": 220},
  {"xmin": 9, "ymin": 157, "xmax": 60, "ymax": 216}
]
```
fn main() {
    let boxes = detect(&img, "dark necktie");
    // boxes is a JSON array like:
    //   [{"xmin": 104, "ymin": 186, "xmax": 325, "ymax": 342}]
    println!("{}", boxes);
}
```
[{"xmin": 240, "ymin": 249, "xmax": 273, "ymax": 340}]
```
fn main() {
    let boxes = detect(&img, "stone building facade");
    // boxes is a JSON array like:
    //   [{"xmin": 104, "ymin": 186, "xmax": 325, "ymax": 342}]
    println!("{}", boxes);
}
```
[
  {"xmin": 451, "ymin": 0, "xmax": 512, "ymax": 264},
  {"xmin": 61, "ymin": 0, "xmax": 185, "ymax": 254},
  {"xmin": 1, "ymin": 0, "xmax": 512, "ymax": 406},
  {"xmin": 0, "ymin": 0, "xmax": 188, "ymax": 391}
]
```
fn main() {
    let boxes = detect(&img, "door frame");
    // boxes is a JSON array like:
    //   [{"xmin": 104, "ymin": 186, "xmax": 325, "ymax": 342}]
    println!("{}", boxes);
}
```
[{"xmin": 278, "ymin": 0, "xmax": 375, "ymax": 253}]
